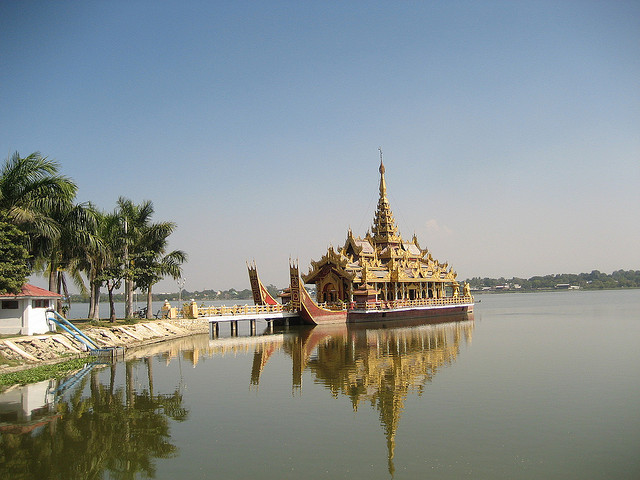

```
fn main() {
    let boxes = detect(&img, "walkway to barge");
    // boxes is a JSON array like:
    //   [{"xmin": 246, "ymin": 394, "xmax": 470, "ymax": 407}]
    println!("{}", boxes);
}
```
[
  {"xmin": 161, "ymin": 301, "xmax": 299, "ymax": 338},
  {"xmin": 205, "ymin": 311, "xmax": 299, "ymax": 338}
]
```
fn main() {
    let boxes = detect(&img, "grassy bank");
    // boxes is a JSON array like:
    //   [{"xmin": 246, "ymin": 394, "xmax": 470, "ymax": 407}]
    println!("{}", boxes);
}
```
[{"xmin": 0, "ymin": 357, "xmax": 88, "ymax": 387}]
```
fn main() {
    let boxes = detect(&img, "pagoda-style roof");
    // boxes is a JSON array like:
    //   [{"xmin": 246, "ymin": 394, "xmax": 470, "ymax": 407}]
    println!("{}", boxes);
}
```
[{"xmin": 304, "ymin": 155, "xmax": 459, "ymax": 286}]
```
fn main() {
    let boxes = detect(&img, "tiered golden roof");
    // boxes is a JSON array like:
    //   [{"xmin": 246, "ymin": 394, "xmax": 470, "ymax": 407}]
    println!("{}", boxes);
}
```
[{"xmin": 303, "ymin": 156, "xmax": 460, "ymax": 303}]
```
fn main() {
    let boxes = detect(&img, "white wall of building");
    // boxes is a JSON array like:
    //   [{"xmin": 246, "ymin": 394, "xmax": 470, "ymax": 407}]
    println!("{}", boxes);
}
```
[
  {"xmin": 0, "ymin": 298, "xmax": 55, "ymax": 335},
  {"xmin": 24, "ymin": 299, "xmax": 54, "ymax": 335},
  {"xmin": 0, "ymin": 298, "xmax": 25, "ymax": 335}
]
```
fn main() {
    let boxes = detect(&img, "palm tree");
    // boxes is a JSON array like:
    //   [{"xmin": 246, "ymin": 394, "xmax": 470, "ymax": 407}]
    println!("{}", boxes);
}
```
[
  {"xmin": 0, "ymin": 151, "xmax": 76, "ymax": 250},
  {"xmin": 84, "ymin": 201, "xmax": 185, "ymax": 322},
  {"xmin": 94, "ymin": 211, "xmax": 126, "ymax": 322},
  {"xmin": 34, "ymin": 202, "xmax": 99, "ymax": 313},
  {"xmin": 117, "ymin": 197, "xmax": 154, "ymax": 319},
  {"xmin": 79, "ymin": 206, "xmax": 108, "ymax": 320},
  {"xmin": 133, "ymin": 221, "xmax": 187, "ymax": 318}
]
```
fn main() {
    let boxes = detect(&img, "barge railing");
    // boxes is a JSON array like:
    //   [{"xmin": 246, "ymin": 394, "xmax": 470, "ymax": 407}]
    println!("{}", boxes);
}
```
[
  {"xmin": 197, "ymin": 303, "xmax": 286, "ymax": 317},
  {"xmin": 318, "ymin": 295, "xmax": 475, "ymax": 311}
]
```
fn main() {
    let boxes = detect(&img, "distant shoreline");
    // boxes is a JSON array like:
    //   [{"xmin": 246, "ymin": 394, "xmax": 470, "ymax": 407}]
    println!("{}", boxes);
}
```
[
  {"xmin": 63, "ymin": 270, "xmax": 639, "ymax": 303},
  {"xmin": 472, "ymin": 286, "xmax": 640, "ymax": 294}
]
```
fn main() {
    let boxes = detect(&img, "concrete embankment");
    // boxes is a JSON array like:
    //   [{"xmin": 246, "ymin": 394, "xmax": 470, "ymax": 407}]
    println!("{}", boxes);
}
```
[{"xmin": 0, "ymin": 318, "xmax": 209, "ymax": 374}]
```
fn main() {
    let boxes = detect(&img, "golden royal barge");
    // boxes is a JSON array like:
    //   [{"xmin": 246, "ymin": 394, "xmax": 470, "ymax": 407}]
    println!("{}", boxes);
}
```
[{"xmin": 249, "ymin": 154, "xmax": 474, "ymax": 325}]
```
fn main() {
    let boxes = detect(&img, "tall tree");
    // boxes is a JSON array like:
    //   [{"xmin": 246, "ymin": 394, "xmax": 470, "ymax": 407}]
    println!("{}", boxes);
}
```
[
  {"xmin": 81, "ymin": 206, "xmax": 111, "ymax": 320},
  {"xmin": 94, "ymin": 211, "xmax": 126, "ymax": 322},
  {"xmin": 0, "ymin": 151, "xmax": 76, "ymax": 253},
  {"xmin": 117, "ymin": 197, "xmax": 154, "ymax": 319},
  {"xmin": 34, "ymin": 202, "xmax": 98, "ymax": 314},
  {"xmin": 133, "ymin": 221, "xmax": 187, "ymax": 318}
]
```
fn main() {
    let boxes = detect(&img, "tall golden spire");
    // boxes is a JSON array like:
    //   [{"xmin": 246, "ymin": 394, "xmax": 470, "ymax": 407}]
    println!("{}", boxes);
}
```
[
  {"xmin": 372, "ymin": 148, "xmax": 400, "ymax": 245},
  {"xmin": 379, "ymin": 147, "xmax": 387, "ymax": 197}
]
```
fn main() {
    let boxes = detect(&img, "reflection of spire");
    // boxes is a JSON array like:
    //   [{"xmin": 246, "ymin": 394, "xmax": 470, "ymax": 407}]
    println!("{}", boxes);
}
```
[
  {"xmin": 377, "ymin": 381, "xmax": 404, "ymax": 476},
  {"xmin": 306, "ymin": 320, "xmax": 474, "ymax": 476}
]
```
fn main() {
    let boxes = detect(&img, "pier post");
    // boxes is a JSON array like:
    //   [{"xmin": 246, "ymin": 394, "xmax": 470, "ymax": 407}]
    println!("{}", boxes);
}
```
[
  {"xmin": 250, "ymin": 319, "xmax": 256, "ymax": 336},
  {"xmin": 210, "ymin": 321, "xmax": 219, "ymax": 339},
  {"xmin": 267, "ymin": 320, "xmax": 273, "ymax": 334}
]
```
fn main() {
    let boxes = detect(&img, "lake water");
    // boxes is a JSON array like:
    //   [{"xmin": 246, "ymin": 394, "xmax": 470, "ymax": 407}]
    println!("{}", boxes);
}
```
[{"xmin": 1, "ymin": 289, "xmax": 639, "ymax": 479}]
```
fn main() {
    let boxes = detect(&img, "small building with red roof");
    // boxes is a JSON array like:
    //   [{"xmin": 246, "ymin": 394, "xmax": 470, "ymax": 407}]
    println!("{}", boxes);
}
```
[{"xmin": 0, "ymin": 284, "xmax": 61, "ymax": 336}]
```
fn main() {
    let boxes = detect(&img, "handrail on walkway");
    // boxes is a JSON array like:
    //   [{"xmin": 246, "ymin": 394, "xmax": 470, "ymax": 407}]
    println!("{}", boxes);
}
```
[{"xmin": 197, "ymin": 303, "xmax": 286, "ymax": 317}]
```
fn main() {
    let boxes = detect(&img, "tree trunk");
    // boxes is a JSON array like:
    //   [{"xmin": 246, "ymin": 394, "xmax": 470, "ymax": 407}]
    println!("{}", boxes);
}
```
[
  {"xmin": 108, "ymin": 283, "xmax": 116, "ymax": 322},
  {"xmin": 48, "ymin": 264, "xmax": 57, "ymax": 292},
  {"xmin": 88, "ymin": 267, "xmax": 96, "ymax": 319},
  {"xmin": 90, "ymin": 368, "xmax": 100, "ymax": 405},
  {"xmin": 48, "ymin": 265, "xmax": 61, "ymax": 312},
  {"xmin": 125, "ymin": 277, "xmax": 134, "ymax": 319},
  {"xmin": 126, "ymin": 361, "xmax": 134, "ymax": 408},
  {"xmin": 56, "ymin": 272, "xmax": 63, "ymax": 314},
  {"xmin": 88, "ymin": 281, "xmax": 95, "ymax": 319},
  {"xmin": 146, "ymin": 357, "xmax": 154, "ymax": 397},
  {"xmin": 89, "ymin": 277, "xmax": 101, "ymax": 321},
  {"xmin": 146, "ymin": 285, "xmax": 153, "ymax": 319},
  {"xmin": 60, "ymin": 274, "xmax": 70, "ymax": 316},
  {"xmin": 109, "ymin": 363, "xmax": 116, "ymax": 396},
  {"xmin": 89, "ymin": 263, "xmax": 101, "ymax": 320},
  {"xmin": 92, "ymin": 282, "xmax": 101, "ymax": 320}
]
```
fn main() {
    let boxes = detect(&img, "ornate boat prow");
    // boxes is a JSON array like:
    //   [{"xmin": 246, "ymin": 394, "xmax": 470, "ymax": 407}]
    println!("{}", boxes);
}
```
[
  {"xmin": 247, "ymin": 261, "xmax": 281, "ymax": 306},
  {"xmin": 290, "ymin": 261, "xmax": 348, "ymax": 325}
]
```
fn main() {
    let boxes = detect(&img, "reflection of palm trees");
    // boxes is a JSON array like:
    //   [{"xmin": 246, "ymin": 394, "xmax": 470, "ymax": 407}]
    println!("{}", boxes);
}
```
[{"xmin": 0, "ymin": 360, "xmax": 189, "ymax": 479}]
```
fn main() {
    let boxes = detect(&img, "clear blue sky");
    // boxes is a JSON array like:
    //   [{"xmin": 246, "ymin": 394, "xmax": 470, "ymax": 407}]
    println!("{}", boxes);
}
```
[{"xmin": 2, "ymin": 1, "xmax": 639, "ymax": 292}]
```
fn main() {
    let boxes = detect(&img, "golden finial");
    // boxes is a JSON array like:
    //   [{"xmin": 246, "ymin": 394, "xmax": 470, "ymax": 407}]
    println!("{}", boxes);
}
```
[{"xmin": 378, "ymin": 147, "xmax": 387, "ymax": 197}]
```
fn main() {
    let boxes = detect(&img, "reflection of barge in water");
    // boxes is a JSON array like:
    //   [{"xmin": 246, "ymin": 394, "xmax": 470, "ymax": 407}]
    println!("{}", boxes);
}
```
[
  {"xmin": 250, "ymin": 152, "xmax": 474, "ymax": 325},
  {"xmin": 202, "ymin": 317, "xmax": 474, "ymax": 476}
]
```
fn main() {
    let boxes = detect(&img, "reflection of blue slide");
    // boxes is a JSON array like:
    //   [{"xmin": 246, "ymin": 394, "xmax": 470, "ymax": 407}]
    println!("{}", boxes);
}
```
[
  {"xmin": 50, "ymin": 363, "xmax": 95, "ymax": 396},
  {"xmin": 50, "ymin": 360, "xmax": 112, "ymax": 397}
]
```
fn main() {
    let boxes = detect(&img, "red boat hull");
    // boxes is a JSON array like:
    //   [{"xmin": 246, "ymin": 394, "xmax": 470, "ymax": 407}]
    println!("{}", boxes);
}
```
[
  {"xmin": 298, "ymin": 289, "xmax": 473, "ymax": 326},
  {"xmin": 347, "ymin": 304, "xmax": 472, "ymax": 323}
]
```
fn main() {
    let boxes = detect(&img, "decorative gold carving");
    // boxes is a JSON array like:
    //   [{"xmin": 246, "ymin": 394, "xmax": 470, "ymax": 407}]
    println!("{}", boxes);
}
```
[
  {"xmin": 289, "ymin": 260, "xmax": 301, "ymax": 310},
  {"xmin": 300, "ymin": 157, "xmax": 468, "ymax": 304}
]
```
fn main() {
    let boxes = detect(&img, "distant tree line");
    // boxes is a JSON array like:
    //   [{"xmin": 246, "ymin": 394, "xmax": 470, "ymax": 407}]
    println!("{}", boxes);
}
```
[
  {"xmin": 465, "ymin": 270, "xmax": 640, "ymax": 291},
  {"xmin": 0, "ymin": 151, "xmax": 187, "ymax": 321},
  {"xmin": 69, "ymin": 284, "xmax": 281, "ymax": 304}
]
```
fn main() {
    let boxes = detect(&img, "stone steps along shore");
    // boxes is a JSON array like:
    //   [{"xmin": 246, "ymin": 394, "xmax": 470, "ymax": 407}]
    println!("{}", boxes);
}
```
[{"xmin": 0, "ymin": 318, "xmax": 209, "ymax": 373}]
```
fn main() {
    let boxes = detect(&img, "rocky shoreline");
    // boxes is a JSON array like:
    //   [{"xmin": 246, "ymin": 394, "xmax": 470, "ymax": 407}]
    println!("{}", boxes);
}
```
[{"xmin": 0, "ymin": 318, "xmax": 210, "ymax": 374}]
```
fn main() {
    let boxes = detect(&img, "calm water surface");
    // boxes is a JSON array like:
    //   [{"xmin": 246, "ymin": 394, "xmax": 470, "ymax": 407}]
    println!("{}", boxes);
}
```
[{"xmin": 1, "ymin": 289, "xmax": 639, "ymax": 479}]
